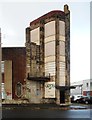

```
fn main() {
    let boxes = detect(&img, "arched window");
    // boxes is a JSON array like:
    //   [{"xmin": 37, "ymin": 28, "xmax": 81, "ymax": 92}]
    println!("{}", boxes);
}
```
[{"xmin": 16, "ymin": 82, "xmax": 22, "ymax": 97}]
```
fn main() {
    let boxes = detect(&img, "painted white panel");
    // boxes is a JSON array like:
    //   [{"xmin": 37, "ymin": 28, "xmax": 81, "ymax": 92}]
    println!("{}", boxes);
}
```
[
  {"xmin": 45, "ymin": 21, "xmax": 55, "ymax": 37},
  {"xmin": 60, "ymin": 56, "xmax": 65, "ymax": 62},
  {"xmin": 59, "ymin": 76, "xmax": 65, "ymax": 86},
  {"xmin": 59, "ymin": 21, "xmax": 65, "ymax": 36},
  {"xmin": 44, "ymin": 36, "xmax": 55, "ymax": 43},
  {"xmin": 59, "ymin": 35, "xmax": 65, "ymax": 41},
  {"xmin": 31, "ymin": 27, "xmax": 40, "ymax": 45},
  {"xmin": 45, "ymin": 82, "xmax": 55, "ymax": 98},
  {"xmin": 45, "ymin": 62, "xmax": 55, "ymax": 76},
  {"xmin": 59, "ymin": 41, "xmax": 65, "ymax": 56},
  {"xmin": 45, "ymin": 41, "xmax": 55, "ymax": 57},
  {"xmin": 59, "ymin": 61, "xmax": 65, "ymax": 86},
  {"xmin": 45, "ymin": 56, "xmax": 55, "ymax": 63}
]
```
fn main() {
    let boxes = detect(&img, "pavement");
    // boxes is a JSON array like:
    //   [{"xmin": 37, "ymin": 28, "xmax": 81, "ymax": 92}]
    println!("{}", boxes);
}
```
[
  {"xmin": 1, "ymin": 99, "xmax": 91, "ymax": 110},
  {"xmin": 2, "ymin": 103, "xmax": 89, "ymax": 110}
]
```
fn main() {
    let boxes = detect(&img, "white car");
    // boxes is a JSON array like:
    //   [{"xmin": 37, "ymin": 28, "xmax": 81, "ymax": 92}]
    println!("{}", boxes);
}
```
[{"xmin": 71, "ymin": 95, "xmax": 83, "ymax": 102}]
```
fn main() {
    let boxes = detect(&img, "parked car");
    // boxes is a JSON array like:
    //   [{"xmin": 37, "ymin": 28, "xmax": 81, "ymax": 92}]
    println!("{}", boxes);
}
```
[
  {"xmin": 76, "ymin": 96, "xmax": 92, "ymax": 104},
  {"xmin": 70, "ymin": 95, "xmax": 83, "ymax": 103}
]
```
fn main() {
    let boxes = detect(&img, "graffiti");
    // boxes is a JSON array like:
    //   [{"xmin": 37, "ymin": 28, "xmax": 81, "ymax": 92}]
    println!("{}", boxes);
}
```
[
  {"xmin": 45, "ymin": 84, "xmax": 55, "ymax": 89},
  {"xmin": 45, "ymin": 82, "xmax": 55, "ymax": 98}
]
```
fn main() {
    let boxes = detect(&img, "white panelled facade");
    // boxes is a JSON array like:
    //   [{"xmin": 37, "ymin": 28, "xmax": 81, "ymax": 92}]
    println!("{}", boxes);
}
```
[
  {"xmin": 45, "ymin": 62, "xmax": 55, "ymax": 76},
  {"xmin": 59, "ymin": 41, "xmax": 65, "ymax": 56},
  {"xmin": 45, "ymin": 41, "xmax": 55, "ymax": 57},
  {"xmin": 45, "ymin": 21, "xmax": 55, "ymax": 38},
  {"xmin": 44, "ymin": 20, "xmax": 66, "ymax": 86},
  {"xmin": 59, "ymin": 62, "xmax": 65, "ymax": 86},
  {"xmin": 59, "ymin": 21, "xmax": 65, "ymax": 86},
  {"xmin": 45, "ymin": 21, "xmax": 56, "ymax": 77}
]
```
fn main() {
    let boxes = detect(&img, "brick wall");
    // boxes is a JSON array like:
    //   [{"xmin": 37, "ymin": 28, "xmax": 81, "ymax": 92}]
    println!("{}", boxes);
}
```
[{"xmin": 2, "ymin": 47, "xmax": 26, "ymax": 99}]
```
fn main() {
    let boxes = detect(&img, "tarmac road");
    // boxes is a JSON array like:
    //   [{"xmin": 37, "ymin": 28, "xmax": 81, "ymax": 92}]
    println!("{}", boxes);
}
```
[{"xmin": 2, "ymin": 104, "xmax": 92, "ymax": 119}]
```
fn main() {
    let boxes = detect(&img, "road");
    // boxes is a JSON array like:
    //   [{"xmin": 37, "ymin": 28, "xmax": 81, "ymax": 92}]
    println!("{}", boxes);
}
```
[{"xmin": 2, "ymin": 105, "xmax": 92, "ymax": 119}]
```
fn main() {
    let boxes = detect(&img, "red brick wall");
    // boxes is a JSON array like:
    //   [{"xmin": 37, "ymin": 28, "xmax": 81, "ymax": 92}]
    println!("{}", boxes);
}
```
[{"xmin": 2, "ymin": 47, "xmax": 26, "ymax": 99}]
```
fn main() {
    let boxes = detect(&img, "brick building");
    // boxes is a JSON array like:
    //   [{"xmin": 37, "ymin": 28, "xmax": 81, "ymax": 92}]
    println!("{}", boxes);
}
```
[
  {"xmin": 25, "ymin": 5, "xmax": 73, "ymax": 105},
  {"xmin": 2, "ymin": 47, "xmax": 26, "ymax": 99}
]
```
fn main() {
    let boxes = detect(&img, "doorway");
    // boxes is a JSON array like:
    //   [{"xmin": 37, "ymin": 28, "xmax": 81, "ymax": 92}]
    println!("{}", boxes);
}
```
[{"xmin": 60, "ymin": 91, "xmax": 65, "ymax": 103}]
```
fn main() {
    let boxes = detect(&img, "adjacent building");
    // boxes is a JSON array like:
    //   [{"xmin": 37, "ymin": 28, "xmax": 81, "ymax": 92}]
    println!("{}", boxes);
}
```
[
  {"xmin": 83, "ymin": 79, "xmax": 92, "ymax": 97},
  {"xmin": 2, "ymin": 47, "xmax": 26, "ymax": 100},
  {"xmin": 25, "ymin": 5, "xmax": 72, "ymax": 105},
  {"xmin": 70, "ymin": 79, "xmax": 92, "ymax": 97}
]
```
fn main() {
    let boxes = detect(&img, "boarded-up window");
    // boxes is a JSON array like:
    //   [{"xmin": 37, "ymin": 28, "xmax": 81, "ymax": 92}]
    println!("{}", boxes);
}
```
[
  {"xmin": 45, "ymin": 41, "xmax": 55, "ymax": 57},
  {"xmin": 31, "ymin": 27, "xmax": 40, "ymax": 45},
  {"xmin": 45, "ymin": 21, "xmax": 55, "ymax": 37}
]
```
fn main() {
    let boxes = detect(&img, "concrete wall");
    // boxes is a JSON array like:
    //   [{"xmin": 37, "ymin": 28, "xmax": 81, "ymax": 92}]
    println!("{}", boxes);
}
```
[
  {"xmin": 4, "ymin": 60, "xmax": 12, "ymax": 99},
  {"xmin": 26, "ymin": 80, "xmax": 43, "ymax": 103}
]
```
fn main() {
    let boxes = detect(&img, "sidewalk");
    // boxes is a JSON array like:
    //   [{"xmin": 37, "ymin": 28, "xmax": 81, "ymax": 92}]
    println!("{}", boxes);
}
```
[{"xmin": 2, "ymin": 103, "xmax": 88, "ymax": 110}]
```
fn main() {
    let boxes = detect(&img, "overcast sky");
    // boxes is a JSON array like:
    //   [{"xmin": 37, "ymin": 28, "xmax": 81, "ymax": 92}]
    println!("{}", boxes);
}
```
[{"xmin": 0, "ymin": 1, "xmax": 90, "ymax": 83}]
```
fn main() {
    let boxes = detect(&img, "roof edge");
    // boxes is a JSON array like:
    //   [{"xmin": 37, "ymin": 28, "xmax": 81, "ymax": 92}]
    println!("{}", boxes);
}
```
[{"xmin": 30, "ymin": 10, "xmax": 65, "ymax": 25}]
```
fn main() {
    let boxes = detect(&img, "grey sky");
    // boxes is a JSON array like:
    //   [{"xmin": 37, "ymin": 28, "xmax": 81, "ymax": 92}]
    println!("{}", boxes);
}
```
[{"xmin": 0, "ymin": 1, "xmax": 90, "ymax": 82}]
